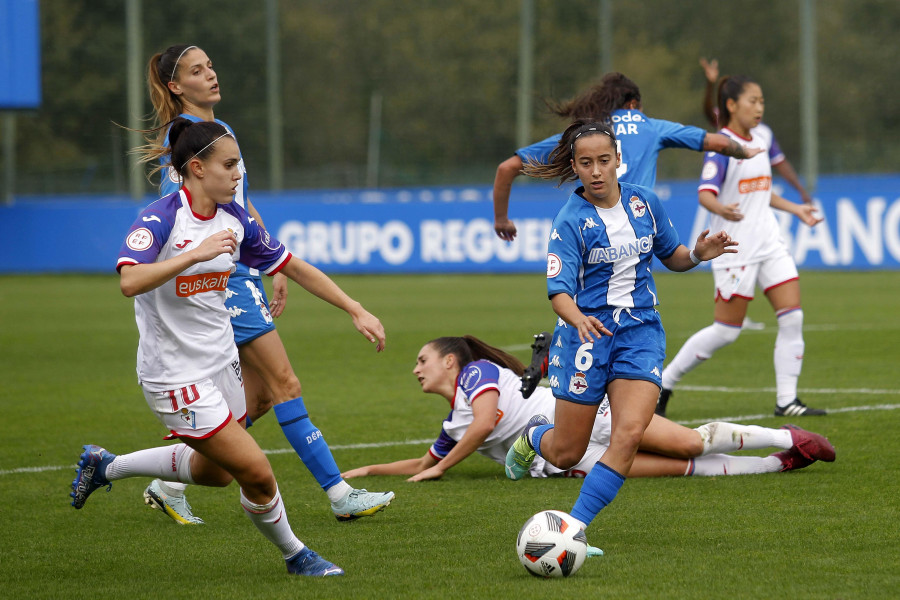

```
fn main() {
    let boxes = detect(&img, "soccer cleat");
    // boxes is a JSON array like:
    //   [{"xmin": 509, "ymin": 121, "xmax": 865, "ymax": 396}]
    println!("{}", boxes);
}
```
[
  {"xmin": 520, "ymin": 332, "xmax": 551, "ymax": 399},
  {"xmin": 655, "ymin": 388, "xmax": 672, "ymax": 417},
  {"xmin": 741, "ymin": 316, "xmax": 766, "ymax": 330},
  {"xmin": 771, "ymin": 446, "xmax": 815, "ymax": 472},
  {"xmin": 781, "ymin": 424, "xmax": 836, "ymax": 462},
  {"xmin": 285, "ymin": 547, "xmax": 345, "ymax": 576},
  {"xmin": 774, "ymin": 398, "xmax": 826, "ymax": 417},
  {"xmin": 143, "ymin": 479, "xmax": 205, "ymax": 525},
  {"xmin": 505, "ymin": 414, "xmax": 549, "ymax": 480},
  {"xmin": 70, "ymin": 444, "xmax": 115, "ymax": 509},
  {"xmin": 586, "ymin": 544, "xmax": 605, "ymax": 558},
  {"xmin": 331, "ymin": 489, "xmax": 394, "ymax": 522}
]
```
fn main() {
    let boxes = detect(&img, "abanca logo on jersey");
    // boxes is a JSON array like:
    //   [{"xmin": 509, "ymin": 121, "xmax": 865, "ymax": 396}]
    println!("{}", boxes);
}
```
[
  {"xmin": 175, "ymin": 271, "xmax": 230, "ymax": 297},
  {"xmin": 587, "ymin": 235, "xmax": 653, "ymax": 264}
]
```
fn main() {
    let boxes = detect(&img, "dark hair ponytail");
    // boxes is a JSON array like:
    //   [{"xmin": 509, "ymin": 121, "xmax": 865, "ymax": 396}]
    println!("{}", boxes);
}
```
[
  {"xmin": 522, "ymin": 119, "xmax": 617, "ymax": 185},
  {"xmin": 546, "ymin": 72, "xmax": 641, "ymax": 123},
  {"xmin": 428, "ymin": 335, "xmax": 526, "ymax": 376}
]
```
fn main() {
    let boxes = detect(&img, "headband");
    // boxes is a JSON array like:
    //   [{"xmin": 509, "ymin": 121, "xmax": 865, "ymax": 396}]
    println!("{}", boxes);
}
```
[
  {"xmin": 570, "ymin": 126, "xmax": 614, "ymax": 155},
  {"xmin": 180, "ymin": 133, "xmax": 231, "ymax": 170},
  {"xmin": 169, "ymin": 45, "xmax": 198, "ymax": 82}
]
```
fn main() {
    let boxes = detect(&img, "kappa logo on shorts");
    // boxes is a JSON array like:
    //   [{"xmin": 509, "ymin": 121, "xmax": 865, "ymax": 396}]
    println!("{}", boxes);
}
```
[
  {"xmin": 548, "ymin": 375, "xmax": 560, "ymax": 388},
  {"xmin": 651, "ymin": 366, "xmax": 661, "ymax": 377},
  {"xmin": 549, "ymin": 355, "xmax": 561, "ymax": 368},
  {"xmin": 569, "ymin": 372, "xmax": 588, "ymax": 395}
]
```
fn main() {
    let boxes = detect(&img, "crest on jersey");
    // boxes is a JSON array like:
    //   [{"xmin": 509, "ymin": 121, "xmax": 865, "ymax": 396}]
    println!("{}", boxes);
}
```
[
  {"xmin": 126, "ymin": 228, "xmax": 154, "ymax": 251},
  {"xmin": 547, "ymin": 253, "xmax": 562, "ymax": 278},
  {"xmin": 569, "ymin": 372, "xmax": 588, "ymax": 395},
  {"xmin": 628, "ymin": 196, "xmax": 646, "ymax": 218}
]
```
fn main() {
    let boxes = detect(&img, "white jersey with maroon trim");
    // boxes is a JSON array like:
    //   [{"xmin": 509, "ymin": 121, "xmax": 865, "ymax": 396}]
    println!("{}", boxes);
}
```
[
  {"xmin": 698, "ymin": 126, "xmax": 787, "ymax": 269},
  {"xmin": 117, "ymin": 189, "xmax": 291, "ymax": 390}
]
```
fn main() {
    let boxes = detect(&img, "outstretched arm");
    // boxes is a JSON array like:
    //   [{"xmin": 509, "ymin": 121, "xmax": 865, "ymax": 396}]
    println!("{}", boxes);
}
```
[
  {"xmin": 773, "ymin": 160, "xmax": 814, "ymax": 204},
  {"xmin": 493, "ymin": 155, "xmax": 524, "ymax": 241},
  {"xmin": 408, "ymin": 391, "xmax": 500, "ymax": 482},
  {"xmin": 278, "ymin": 257, "xmax": 386, "ymax": 351},
  {"xmin": 699, "ymin": 57, "xmax": 719, "ymax": 129},
  {"xmin": 660, "ymin": 229, "xmax": 738, "ymax": 272},
  {"xmin": 341, "ymin": 452, "xmax": 439, "ymax": 479},
  {"xmin": 703, "ymin": 133, "xmax": 765, "ymax": 160},
  {"xmin": 770, "ymin": 192, "xmax": 822, "ymax": 227}
]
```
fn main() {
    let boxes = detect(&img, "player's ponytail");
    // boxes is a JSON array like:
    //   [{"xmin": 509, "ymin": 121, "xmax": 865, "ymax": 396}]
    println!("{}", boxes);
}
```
[
  {"xmin": 427, "ymin": 336, "xmax": 525, "ymax": 376},
  {"xmin": 522, "ymin": 119, "xmax": 616, "ymax": 186},
  {"xmin": 146, "ymin": 45, "xmax": 197, "ymax": 147},
  {"xmin": 546, "ymin": 72, "xmax": 640, "ymax": 123}
]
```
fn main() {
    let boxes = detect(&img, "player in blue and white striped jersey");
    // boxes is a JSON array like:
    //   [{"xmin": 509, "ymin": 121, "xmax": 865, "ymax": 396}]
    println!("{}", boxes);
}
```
[
  {"xmin": 503, "ymin": 120, "xmax": 737, "ymax": 538},
  {"xmin": 493, "ymin": 72, "xmax": 762, "ymax": 242}
]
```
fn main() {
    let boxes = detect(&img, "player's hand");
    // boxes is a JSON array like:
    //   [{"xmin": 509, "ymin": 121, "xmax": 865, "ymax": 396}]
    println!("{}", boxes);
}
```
[
  {"xmin": 408, "ymin": 466, "xmax": 444, "ymax": 482},
  {"xmin": 269, "ymin": 272, "xmax": 288, "ymax": 318},
  {"xmin": 796, "ymin": 203, "xmax": 823, "ymax": 227},
  {"xmin": 718, "ymin": 202, "xmax": 744, "ymax": 221},
  {"xmin": 573, "ymin": 314, "xmax": 611, "ymax": 344},
  {"xmin": 694, "ymin": 229, "xmax": 738, "ymax": 261},
  {"xmin": 340, "ymin": 467, "xmax": 369, "ymax": 479},
  {"xmin": 494, "ymin": 217, "xmax": 518, "ymax": 242},
  {"xmin": 699, "ymin": 57, "xmax": 719, "ymax": 83},
  {"xmin": 193, "ymin": 230, "xmax": 237, "ymax": 261},
  {"xmin": 352, "ymin": 308, "xmax": 386, "ymax": 352}
]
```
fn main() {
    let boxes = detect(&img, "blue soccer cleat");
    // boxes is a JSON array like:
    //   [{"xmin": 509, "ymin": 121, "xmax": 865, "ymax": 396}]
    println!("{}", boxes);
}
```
[
  {"xmin": 286, "ymin": 547, "xmax": 345, "ymax": 576},
  {"xmin": 505, "ymin": 414, "xmax": 549, "ymax": 480},
  {"xmin": 70, "ymin": 444, "xmax": 116, "ymax": 509}
]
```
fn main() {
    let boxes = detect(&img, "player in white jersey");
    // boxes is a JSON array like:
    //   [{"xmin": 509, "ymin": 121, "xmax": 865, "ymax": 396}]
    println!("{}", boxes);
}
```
[
  {"xmin": 659, "ymin": 76, "xmax": 826, "ymax": 418},
  {"xmin": 340, "ymin": 334, "xmax": 834, "ymax": 482},
  {"xmin": 71, "ymin": 119, "xmax": 388, "ymax": 576},
  {"xmin": 139, "ymin": 44, "xmax": 393, "ymax": 524}
]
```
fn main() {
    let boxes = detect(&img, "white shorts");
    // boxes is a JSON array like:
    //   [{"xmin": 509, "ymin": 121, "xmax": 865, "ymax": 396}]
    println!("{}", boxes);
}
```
[
  {"xmin": 142, "ymin": 361, "xmax": 247, "ymax": 439},
  {"xmin": 712, "ymin": 247, "xmax": 798, "ymax": 302}
]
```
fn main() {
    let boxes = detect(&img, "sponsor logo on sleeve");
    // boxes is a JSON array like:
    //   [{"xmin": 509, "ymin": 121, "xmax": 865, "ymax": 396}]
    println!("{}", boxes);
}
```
[
  {"xmin": 460, "ymin": 365, "xmax": 482, "ymax": 396},
  {"xmin": 701, "ymin": 161, "xmax": 718, "ymax": 181},
  {"xmin": 126, "ymin": 228, "xmax": 154, "ymax": 251}
]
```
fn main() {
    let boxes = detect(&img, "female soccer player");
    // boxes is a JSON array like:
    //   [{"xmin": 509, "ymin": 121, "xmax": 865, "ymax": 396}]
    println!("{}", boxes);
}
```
[
  {"xmin": 658, "ymin": 75, "xmax": 825, "ymax": 418},
  {"xmin": 340, "ymin": 334, "xmax": 835, "ymax": 482},
  {"xmin": 492, "ymin": 72, "xmax": 763, "ymax": 242},
  {"xmin": 140, "ymin": 44, "xmax": 393, "ymax": 524},
  {"xmin": 501, "ymin": 119, "xmax": 737, "ymax": 537},
  {"xmin": 71, "ymin": 119, "xmax": 387, "ymax": 575}
]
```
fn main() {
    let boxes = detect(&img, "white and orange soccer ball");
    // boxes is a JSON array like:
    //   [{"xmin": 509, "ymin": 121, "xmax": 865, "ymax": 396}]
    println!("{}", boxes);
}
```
[{"xmin": 516, "ymin": 510, "xmax": 587, "ymax": 578}]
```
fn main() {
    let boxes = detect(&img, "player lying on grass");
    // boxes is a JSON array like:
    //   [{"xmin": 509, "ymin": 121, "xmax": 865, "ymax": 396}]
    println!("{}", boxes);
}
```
[{"xmin": 341, "ymin": 334, "xmax": 835, "ymax": 482}]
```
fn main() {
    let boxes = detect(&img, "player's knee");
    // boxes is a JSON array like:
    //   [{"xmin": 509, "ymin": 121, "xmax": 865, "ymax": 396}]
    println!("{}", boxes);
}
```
[
  {"xmin": 553, "ymin": 449, "xmax": 584, "ymax": 471},
  {"xmin": 268, "ymin": 370, "xmax": 302, "ymax": 401},
  {"xmin": 776, "ymin": 308, "xmax": 803, "ymax": 331},
  {"xmin": 711, "ymin": 321, "xmax": 742, "ymax": 345}
]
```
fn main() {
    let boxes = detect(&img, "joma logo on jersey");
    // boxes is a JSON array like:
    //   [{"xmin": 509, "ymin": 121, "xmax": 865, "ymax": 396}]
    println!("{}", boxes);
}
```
[
  {"xmin": 587, "ymin": 235, "xmax": 653, "ymax": 264},
  {"xmin": 738, "ymin": 175, "xmax": 771, "ymax": 194},
  {"xmin": 175, "ymin": 271, "xmax": 230, "ymax": 297}
]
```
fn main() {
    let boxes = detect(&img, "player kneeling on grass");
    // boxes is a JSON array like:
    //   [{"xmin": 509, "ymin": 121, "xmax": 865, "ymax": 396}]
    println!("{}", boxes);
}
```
[
  {"xmin": 341, "ymin": 333, "xmax": 835, "ymax": 484},
  {"xmin": 70, "ymin": 119, "xmax": 388, "ymax": 577}
]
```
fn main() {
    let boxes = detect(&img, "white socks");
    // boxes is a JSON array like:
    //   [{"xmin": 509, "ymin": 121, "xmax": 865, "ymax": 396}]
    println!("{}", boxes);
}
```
[
  {"xmin": 240, "ymin": 487, "xmax": 305, "ymax": 559},
  {"xmin": 695, "ymin": 422, "xmax": 793, "ymax": 455},
  {"xmin": 104, "ymin": 444, "xmax": 195, "ymax": 485},
  {"xmin": 690, "ymin": 454, "xmax": 782, "ymax": 476},
  {"xmin": 661, "ymin": 322, "xmax": 741, "ymax": 389},
  {"xmin": 774, "ymin": 308, "xmax": 804, "ymax": 407},
  {"xmin": 325, "ymin": 480, "xmax": 353, "ymax": 504}
]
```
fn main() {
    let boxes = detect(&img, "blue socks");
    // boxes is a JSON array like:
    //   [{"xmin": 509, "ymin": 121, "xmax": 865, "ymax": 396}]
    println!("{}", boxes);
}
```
[
  {"xmin": 529, "ymin": 424, "xmax": 555, "ymax": 458},
  {"xmin": 273, "ymin": 397, "xmax": 342, "ymax": 491},
  {"xmin": 570, "ymin": 462, "xmax": 626, "ymax": 527}
]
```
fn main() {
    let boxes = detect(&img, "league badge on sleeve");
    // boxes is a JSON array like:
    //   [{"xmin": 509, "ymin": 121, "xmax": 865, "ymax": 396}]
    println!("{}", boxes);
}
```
[
  {"xmin": 126, "ymin": 228, "xmax": 154, "ymax": 251},
  {"xmin": 547, "ymin": 253, "xmax": 562, "ymax": 278}
]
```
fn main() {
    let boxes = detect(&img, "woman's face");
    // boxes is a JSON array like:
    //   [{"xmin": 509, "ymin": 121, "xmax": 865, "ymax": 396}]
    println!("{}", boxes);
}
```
[
  {"xmin": 169, "ymin": 48, "xmax": 221, "ymax": 109},
  {"xmin": 190, "ymin": 136, "xmax": 242, "ymax": 204},
  {"xmin": 570, "ymin": 133, "xmax": 620, "ymax": 205},
  {"xmin": 413, "ymin": 343, "xmax": 454, "ymax": 395},
  {"xmin": 728, "ymin": 82, "xmax": 764, "ymax": 132}
]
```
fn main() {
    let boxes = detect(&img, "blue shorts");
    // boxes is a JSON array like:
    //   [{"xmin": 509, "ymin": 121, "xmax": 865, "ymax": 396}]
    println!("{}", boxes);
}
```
[
  {"xmin": 227, "ymin": 270, "xmax": 276, "ymax": 347},
  {"xmin": 547, "ymin": 307, "xmax": 666, "ymax": 405}
]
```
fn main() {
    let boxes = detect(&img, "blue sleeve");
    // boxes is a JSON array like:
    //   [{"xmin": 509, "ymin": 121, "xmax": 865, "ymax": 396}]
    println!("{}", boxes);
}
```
[
  {"xmin": 546, "ymin": 202, "xmax": 584, "ymax": 299},
  {"xmin": 769, "ymin": 134, "xmax": 785, "ymax": 165},
  {"xmin": 698, "ymin": 151, "xmax": 729, "ymax": 193},
  {"xmin": 649, "ymin": 118, "xmax": 706, "ymax": 151},
  {"xmin": 515, "ymin": 134, "xmax": 563, "ymax": 163},
  {"xmin": 646, "ymin": 191, "xmax": 681, "ymax": 260},
  {"xmin": 458, "ymin": 360, "xmax": 501, "ymax": 402},
  {"xmin": 429, "ymin": 427, "xmax": 457, "ymax": 460}
]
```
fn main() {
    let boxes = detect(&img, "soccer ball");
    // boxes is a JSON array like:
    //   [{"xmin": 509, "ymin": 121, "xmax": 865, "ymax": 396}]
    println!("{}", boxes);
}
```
[{"xmin": 516, "ymin": 510, "xmax": 587, "ymax": 578}]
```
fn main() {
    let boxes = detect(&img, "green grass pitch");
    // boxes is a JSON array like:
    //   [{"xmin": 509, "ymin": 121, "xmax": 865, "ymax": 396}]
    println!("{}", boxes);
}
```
[{"xmin": 1, "ymin": 271, "xmax": 897, "ymax": 599}]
